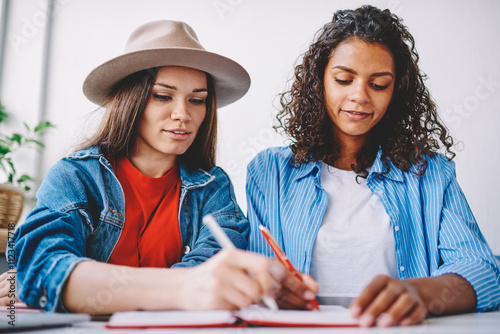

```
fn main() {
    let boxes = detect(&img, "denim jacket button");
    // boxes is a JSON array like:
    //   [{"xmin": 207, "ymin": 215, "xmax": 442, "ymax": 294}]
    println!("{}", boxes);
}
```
[
  {"xmin": 182, "ymin": 245, "xmax": 191, "ymax": 255},
  {"xmin": 39, "ymin": 294, "xmax": 48, "ymax": 308}
]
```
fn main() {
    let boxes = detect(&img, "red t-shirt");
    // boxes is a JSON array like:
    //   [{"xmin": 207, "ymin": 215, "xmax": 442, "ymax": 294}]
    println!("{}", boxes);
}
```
[{"xmin": 108, "ymin": 156, "xmax": 182, "ymax": 268}]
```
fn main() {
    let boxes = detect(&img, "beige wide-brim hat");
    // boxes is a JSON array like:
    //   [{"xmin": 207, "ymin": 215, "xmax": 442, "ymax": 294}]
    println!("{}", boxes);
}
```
[{"xmin": 83, "ymin": 20, "xmax": 250, "ymax": 108}]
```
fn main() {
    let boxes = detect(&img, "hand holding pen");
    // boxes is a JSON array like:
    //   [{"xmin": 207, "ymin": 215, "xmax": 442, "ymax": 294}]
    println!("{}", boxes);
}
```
[
  {"xmin": 203, "ymin": 214, "xmax": 281, "ymax": 311},
  {"xmin": 259, "ymin": 225, "xmax": 321, "ymax": 311}
]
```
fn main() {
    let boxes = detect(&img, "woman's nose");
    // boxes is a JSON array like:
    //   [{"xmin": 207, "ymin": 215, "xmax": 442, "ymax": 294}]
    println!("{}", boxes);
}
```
[
  {"xmin": 171, "ymin": 101, "xmax": 192, "ymax": 122},
  {"xmin": 349, "ymin": 82, "xmax": 370, "ymax": 105}
]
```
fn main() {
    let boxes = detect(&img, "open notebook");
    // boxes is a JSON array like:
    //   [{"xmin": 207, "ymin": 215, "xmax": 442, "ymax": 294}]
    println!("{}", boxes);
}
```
[{"xmin": 106, "ymin": 305, "xmax": 358, "ymax": 329}]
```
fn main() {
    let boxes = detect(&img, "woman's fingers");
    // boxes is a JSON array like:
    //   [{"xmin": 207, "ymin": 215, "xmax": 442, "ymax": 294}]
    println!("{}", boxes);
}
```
[
  {"xmin": 358, "ymin": 278, "xmax": 403, "ymax": 326},
  {"xmin": 377, "ymin": 293, "xmax": 418, "ymax": 327},
  {"xmin": 399, "ymin": 303, "xmax": 427, "ymax": 326},
  {"xmin": 276, "ymin": 286, "xmax": 309, "ymax": 309},
  {"xmin": 351, "ymin": 275, "xmax": 428, "ymax": 327},
  {"xmin": 0, "ymin": 271, "xmax": 17, "ymax": 306},
  {"xmin": 215, "ymin": 249, "xmax": 286, "ymax": 297},
  {"xmin": 301, "ymin": 273, "xmax": 320, "ymax": 292},
  {"xmin": 0, "ymin": 271, "xmax": 9, "ymax": 281},
  {"xmin": 186, "ymin": 249, "xmax": 320, "ymax": 311},
  {"xmin": 350, "ymin": 275, "xmax": 388, "ymax": 317},
  {"xmin": 185, "ymin": 249, "xmax": 286, "ymax": 310},
  {"xmin": 214, "ymin": 262, "xmax": 262, "ymax": 307},
  {"xmin": 277, "ymin": 271, "xmax": 319, "ymax": 309}
]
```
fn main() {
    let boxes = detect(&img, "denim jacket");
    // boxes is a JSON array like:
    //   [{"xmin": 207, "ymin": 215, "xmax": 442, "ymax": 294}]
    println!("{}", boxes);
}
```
[{"xmin": 11, "ymin": 147, "xmax": 248, "ymax": 311}]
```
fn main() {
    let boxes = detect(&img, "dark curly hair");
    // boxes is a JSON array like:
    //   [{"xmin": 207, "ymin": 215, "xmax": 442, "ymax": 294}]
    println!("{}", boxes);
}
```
[{"xmin": 276, "ymin": 5, "xmax": 454, "ymax": 177}]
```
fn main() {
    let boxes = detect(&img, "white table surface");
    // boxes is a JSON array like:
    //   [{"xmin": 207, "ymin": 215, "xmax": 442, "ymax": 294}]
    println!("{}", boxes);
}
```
[{"xmin": 8, "ymin": 310, "xmax": 500, "ymax": 334}]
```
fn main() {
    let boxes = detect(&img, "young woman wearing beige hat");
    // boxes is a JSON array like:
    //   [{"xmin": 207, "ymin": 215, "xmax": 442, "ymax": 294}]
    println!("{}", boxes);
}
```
[{"xmin": 1, "ymin": 20, "xmax": 317, "ymax": 314}]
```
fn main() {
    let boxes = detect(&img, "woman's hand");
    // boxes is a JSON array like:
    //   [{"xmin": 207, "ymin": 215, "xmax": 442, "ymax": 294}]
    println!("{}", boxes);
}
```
[
  {"xmin": 0, "ymin": 270, "xmax": 20, "ymax": 306},
  {"xmin": 350, "ymin": 273, "xmax": 476, "ymax": 327},
  {"xmin": 275, "ymin": 272, "xmax": 319, "ymax": 310},
  {"xmin": 178, "ymin": 249, "xmax": 287, "ymax": 310},
  {"xmin": 350, "ymin": 275, "xmax": 427, "ymax": 327},
  {"xmin": 64, "ymin": 250, "xmax": 288, "ymax": 314},
  {"xmin": 180, "ymin": 250, "xmax": 320, "ymax": 311}
]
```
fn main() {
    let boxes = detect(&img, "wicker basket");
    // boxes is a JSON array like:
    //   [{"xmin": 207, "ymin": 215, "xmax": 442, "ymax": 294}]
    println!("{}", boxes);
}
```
[{"xmin": 0, "ymin": 184, "xmax": 24, "ymax": 229}]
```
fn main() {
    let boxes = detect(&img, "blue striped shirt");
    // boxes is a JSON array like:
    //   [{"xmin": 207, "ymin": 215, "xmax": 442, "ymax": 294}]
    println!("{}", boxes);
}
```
[{"xmin": 246, "ymin": 146, "xmax": 500, "ymax": 312}]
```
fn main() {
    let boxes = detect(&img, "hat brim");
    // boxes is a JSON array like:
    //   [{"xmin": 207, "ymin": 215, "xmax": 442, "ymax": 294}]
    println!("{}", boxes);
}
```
[{"xmin": 82, "ymin": 48, "xmax": 251, "ymax": 108}]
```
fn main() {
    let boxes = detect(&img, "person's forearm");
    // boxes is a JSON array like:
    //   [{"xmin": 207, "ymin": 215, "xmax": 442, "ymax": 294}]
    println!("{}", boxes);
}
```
[
  {"xmin": 62, "ymin": 261, "xmax": 188, "ymax": 314},
  {"xmin": 406, "ymin": 273, "xmax": 476, "ymax": 316}
]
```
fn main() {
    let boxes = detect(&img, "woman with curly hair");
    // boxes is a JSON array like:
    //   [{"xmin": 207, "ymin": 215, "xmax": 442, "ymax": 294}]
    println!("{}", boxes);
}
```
[{"xmin": 246, "ymin": 5, "xmax": 500, "ymax": 327}]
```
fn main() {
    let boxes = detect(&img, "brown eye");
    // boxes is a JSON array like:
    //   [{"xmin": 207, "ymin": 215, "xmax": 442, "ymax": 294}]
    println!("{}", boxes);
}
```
[
  {"xmin": 371, "ymin": 83, "xmax": 389, "ymax": 90},
  {"xmin": 335, "ymin": 79, "xmax": 352, "ymax": 85},
  {"xmin": 153, "ymin": 94, "xmax": 172, "ymax": 101},
  {"xmin": 189, "ymin": 99, "xmax": 205, "ymax": 105}
]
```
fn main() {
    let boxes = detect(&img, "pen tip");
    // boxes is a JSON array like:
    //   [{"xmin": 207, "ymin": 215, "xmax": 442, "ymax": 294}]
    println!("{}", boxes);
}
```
[{"xmin": 262, "ymin": 296, "xmax": 278, "ymax": 311}]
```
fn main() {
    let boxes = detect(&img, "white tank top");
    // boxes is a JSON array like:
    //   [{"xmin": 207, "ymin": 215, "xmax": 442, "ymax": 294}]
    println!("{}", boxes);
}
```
[{"xmin": 310, "ymin": 163, "xmax": 398, "ymax": 307}]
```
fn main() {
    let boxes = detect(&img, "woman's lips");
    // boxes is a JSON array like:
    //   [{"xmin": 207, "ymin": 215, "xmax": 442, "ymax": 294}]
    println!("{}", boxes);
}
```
[
  {"xmin": 341, "ymin": 109, "xmax": 372, "ymax": 121},
  {"xmin": 164, "ymin": 129, "xmax": 192, "ymax": 140}
]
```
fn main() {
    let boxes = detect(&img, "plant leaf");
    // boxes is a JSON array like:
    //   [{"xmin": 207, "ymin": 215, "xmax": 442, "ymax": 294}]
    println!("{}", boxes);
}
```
[
  {"xmin": 24, "ymin": 139, "xmax": 45, "ymax": 148},
  {"xmin": 6, "ymin": 160, "xmax": 15, "ymax": 173},
  {"xmin": 0, "ymin": 160, "xmax": 6, "ymax": 173},
  {"xmin": 0, "ymin": 144, "xmax": 10, "ymax": 155},
  {"xmin": 0, "ymin": 104, "xmax": 8, "ymax": 123},
  {"xmin": 34, "ymin": 121, "xmax": 55, "ymax": 133},
  {"xmin": 17, "ymin": 174, "xmax": 35, "ymax": 183},
  {"xmin": 9, "ymin": 133, "xmax": 23, "ymax": 144},
  {"xmin": 0, "ymin": 104, "xmax": 52, "ymax": 190}
]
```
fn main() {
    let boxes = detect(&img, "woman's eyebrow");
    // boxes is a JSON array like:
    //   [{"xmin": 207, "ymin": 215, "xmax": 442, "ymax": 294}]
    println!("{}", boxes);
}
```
[
  {"xmin": 333, "ymin": 65, "xmax": 356, "ymax": 74},
  {"xmin": 154, "ymin": 83, "xmax": 176, "ymax": 89},
  {"xmin": 193, "ymin": 88, "xmax": 208, "ymax": 93},
  {"xmin": 371, "ymin": 72, "xmax": 394, "ymax": 78},
  {"xmin": 154, "ymin": 83, "xmax": 207, "ymax": 93},
  {"xmin": 332, "ymin": 65, "xmax": 394, "ymax": 78}
]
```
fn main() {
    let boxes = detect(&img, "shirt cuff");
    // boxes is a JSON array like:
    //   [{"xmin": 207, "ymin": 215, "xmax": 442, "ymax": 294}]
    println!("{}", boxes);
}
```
[{"xmin": 433, "ymin": 260, "xmax": 500, "ymax": 312}]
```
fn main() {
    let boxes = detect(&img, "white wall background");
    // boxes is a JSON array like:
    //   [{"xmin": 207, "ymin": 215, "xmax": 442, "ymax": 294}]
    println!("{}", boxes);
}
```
[{"xmin": 1, "ymin": 0, "xmax": 499, "ymax": 253}]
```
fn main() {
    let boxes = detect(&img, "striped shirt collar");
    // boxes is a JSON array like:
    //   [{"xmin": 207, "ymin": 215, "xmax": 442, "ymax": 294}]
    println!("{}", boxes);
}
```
[
  {"xmin": 292, "ymin": 148, "xmax": 405, "ymax": 183},
  {"xmin": 368, "ymin": 148, "xmax": 405, "ymax": 183}
]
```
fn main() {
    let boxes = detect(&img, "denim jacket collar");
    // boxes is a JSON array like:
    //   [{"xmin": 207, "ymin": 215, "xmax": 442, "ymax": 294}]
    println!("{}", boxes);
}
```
[
  {"xmin": 179, "ymin": 166, "xmax": 215, "ymax": 189},
  {"xmin": 68, "ymin": 147, "xmax": 216, "ymax": 189},
  {"xmin": 68, "ymin": 146, "xmax": 103, "ymax": 160}
]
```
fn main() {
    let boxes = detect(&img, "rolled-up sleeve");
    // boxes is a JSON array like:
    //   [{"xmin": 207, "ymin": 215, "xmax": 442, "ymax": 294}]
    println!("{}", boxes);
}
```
[
  {"xmin": 11, "ymin": 160, "xmax": 99, "ymax": 312},
  {"xmin": 433, "ymin": 172, "xmax": 500, "ymax": 311},
  {"xmin": 13, "ymin": 205, "xmax": 94, "ymax": 311}
]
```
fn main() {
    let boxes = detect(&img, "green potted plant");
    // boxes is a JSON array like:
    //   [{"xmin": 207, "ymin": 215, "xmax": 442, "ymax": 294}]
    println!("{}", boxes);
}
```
[
  {"xmin": 0, "ymin": 101, "xmax": 54, "ymax": 251},
  {"xmin": 0, "ymin": 103, "xmax": 54, "ymax": 191}
]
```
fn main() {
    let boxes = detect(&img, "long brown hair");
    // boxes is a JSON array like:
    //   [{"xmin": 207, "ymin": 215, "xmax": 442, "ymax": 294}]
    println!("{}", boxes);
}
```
[
  {"xmin": 276, "ymin": 5, "xmax": 454, "ymax": 177},
  {"xmin": 80, "ymin": 67, "xmax": 217, "ymax": 171}
]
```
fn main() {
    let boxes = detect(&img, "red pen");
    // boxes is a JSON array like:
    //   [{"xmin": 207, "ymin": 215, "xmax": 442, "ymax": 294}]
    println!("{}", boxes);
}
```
[{"xmin": 259, "ymin": 225, "xmax": 321, "ymax": 311}]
